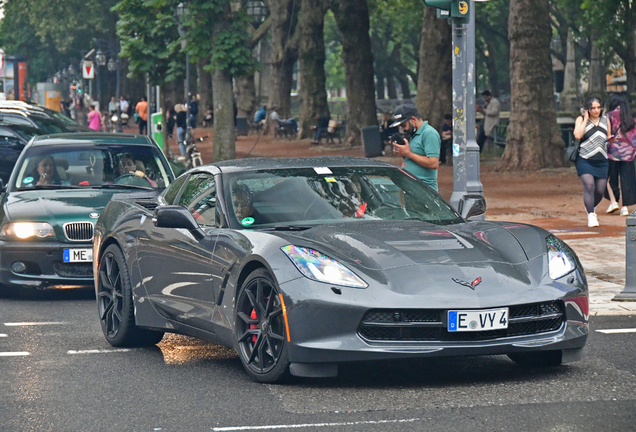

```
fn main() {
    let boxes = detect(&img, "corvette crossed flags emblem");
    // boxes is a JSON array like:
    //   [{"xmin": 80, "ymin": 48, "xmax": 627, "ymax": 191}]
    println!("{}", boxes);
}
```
[{"xmin": 452, "ymin": 277, "xmax": 482, "ymax": 290}]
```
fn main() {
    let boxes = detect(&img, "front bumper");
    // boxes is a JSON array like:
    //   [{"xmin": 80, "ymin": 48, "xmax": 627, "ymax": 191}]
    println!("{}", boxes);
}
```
[
  {"xmin": 279, "ymin": 276, "xmax": 589, "ymax": 364},
  {"xmin": 0, "ymin": 240, "xmax": 93, "ymax": 289}
]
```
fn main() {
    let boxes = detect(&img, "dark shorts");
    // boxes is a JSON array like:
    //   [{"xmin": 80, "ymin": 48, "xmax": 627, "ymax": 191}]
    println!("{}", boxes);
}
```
[{"xmin": 576, "ymin": 156, "xmax": 608, "ymax": 179}]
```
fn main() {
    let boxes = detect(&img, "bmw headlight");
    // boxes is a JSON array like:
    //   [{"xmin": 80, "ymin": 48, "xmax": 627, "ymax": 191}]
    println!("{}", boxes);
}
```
[
  {"xmin": 1, "ymin": 222, "xmax": 55, "ymax": 239},
  {"xmin": 546, "ymin": 235, "xmax": 576, "ymax": 279},
  {"xmin": 281, "ymin": 245, "xmax": 368, "ymax": 288}
]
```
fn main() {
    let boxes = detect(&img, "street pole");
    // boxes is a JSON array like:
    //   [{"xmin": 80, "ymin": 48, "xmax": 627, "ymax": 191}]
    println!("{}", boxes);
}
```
[
  {"xmin": 185, "ymin": 53, "xmax": 192, "ymax": 144},
  {"xmin": 116, "ymin": 40, "xmax": 122, "ymax": 133},
  {"xmin": 449, "ymin": 1, "xmax": 484, "ymax": 214}
]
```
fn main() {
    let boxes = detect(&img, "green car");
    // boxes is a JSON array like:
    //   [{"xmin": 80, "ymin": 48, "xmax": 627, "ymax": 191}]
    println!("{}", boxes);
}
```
[{"xmin": 0, "ymin": 133, "xmax": 174, "ymax": 293}]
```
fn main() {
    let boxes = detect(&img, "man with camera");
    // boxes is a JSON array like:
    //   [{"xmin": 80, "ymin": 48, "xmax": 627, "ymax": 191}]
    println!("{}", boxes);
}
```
[{"xmin": 390, "ymin": 103, "xmax": 441, "ymax": 192}]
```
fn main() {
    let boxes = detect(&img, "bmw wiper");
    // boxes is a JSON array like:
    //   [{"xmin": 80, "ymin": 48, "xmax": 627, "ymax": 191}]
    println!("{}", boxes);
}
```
[
  {"xmin": 96, "ymin": 184, "xmax": 153, "ymax": 190},
  {"xmin": 24, "ymin": 185, "xmax": 83, "ymax": 190},
  {"xmin": 259, "ymin": 225, "xmax": 313, "ymax": 231}
]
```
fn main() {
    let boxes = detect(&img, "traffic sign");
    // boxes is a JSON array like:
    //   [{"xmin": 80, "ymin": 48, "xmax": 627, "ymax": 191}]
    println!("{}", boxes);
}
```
[{"xmin": 82, "ymin": 61, "xmax": 94, "ymax": 80}]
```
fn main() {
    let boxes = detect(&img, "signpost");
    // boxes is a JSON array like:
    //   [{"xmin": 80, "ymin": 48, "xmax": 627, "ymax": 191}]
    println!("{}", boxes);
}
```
[
  {"xmin": 424, "ymin": 0, "xmax": 485, "ymax": 216},
  {"xmin": 82, "ymin": 61, "xmax": 94, "ymax": 80}
]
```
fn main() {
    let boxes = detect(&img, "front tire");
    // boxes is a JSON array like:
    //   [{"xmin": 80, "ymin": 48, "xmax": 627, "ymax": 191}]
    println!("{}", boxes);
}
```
[
  {"xmin": 235, "ymin": 268, "xmax": 289, "ymax": 383},
  {"xmin": 97, "ymin": 244, "xmax": 164, "ymax": 347},
  {"xmin": 507, "ymin": 350, "xmax": 563, "ymax": 367}
]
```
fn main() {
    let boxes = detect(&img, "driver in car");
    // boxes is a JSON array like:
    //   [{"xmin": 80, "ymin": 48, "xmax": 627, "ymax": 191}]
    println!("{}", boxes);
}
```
[
  {"xmin": 116, "ymin": 154, "xmax": 155, "ymax": 186},
  {"xmin": 232, "ymin": 184, "xmax": 262, "ymax": 226}
]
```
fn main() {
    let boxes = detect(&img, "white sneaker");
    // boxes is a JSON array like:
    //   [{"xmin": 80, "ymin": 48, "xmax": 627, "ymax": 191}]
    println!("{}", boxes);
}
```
[
  {"xmin": 607, "ymin": 202, "xmax": 619, "ymax": 213},
  {"xmin": 588, "ymin": 213, "xmax": 600, "ymax": 227},
  {"xmin": 621, "ymin": 206, "xmax": 629, "ymax": 216}
]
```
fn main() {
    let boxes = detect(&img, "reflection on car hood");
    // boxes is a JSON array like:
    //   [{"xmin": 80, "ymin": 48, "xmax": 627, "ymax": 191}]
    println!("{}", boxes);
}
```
[
  {"xmin": 3, "ymin": 189, "xmax": 121, "ymax": 224},
  {"xmin": 276, "ymin": 220, "xmax": 544, "ymax": 271}
]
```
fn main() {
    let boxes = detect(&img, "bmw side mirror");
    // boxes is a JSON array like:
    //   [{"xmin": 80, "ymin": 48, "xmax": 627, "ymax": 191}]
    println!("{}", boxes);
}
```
[
  {"xmin": 458, "ymin": 194, "xmax": 486, "ymax": 220},
  {"xmin": 153, "ymin": 205, "xmax": 204, "ymax": 240}
]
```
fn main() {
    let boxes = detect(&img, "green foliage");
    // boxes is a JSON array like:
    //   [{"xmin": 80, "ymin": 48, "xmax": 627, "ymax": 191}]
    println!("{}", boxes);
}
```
[
  {"xmin": 475, "ymin": 0, "xmax": 510, "ymax": 95},
  {"xmin": 324, "ymin": 11, "xmax": 345, "ymax": 90},
  {"xmin": 581, "ymin": 0, "xmax": 634, "ymax": 60}
]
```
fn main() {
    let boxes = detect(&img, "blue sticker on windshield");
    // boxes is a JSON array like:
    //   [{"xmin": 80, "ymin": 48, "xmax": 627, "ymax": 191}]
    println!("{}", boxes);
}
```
[
  {"xmin": 23, "ymin": 177, "xmax": 34, "ymax": 184},
  {"xmin": 241, "ymin": 217, "xmax": 255, "ymax": 226}
]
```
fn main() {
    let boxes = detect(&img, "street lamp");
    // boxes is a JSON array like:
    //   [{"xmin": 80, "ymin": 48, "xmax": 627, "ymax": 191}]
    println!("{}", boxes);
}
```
[
  {"xmin": 92, "ymin": 40, "xmax": 122, "ymax": 132},
  {"xmin": 245, "ymin": 0, "xmax": 268, "ymax": 29},
  {"xmin": 174, "ymin": 2, "xmax": 192, "ymax": 145},
  {"xmin": 107, "ymin": 57, "xmax": 116, "ymax": 72}
]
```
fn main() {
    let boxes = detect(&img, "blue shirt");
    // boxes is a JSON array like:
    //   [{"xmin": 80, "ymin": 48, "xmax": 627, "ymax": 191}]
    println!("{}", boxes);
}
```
[
  {"xmin": 254, "ymin": 107, "xmax": 266, "ymax": 123},
  {"xmin": 401, "ymin": 121, "xmax": 441, "ymax": 191}
]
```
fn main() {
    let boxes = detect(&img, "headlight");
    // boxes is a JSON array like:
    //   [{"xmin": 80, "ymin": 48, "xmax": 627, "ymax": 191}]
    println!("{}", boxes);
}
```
[
  {"xmin": 281, "ymin": 245, "xmax": 368, "ymax": 288},
  {"xmin": 546, "ymin": 235, "xmax": 576, "ymax": 279},
  {"xmin": 1, "ymin": 222, "xmax": 55, "ymax": 239}
]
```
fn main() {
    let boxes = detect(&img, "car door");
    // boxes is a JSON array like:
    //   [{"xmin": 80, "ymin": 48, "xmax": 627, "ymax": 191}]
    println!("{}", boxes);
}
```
[
  {"xmin": 137, "ymin": 172, "xmax": 219, "ymax": 332},
  {"xmin": 0, "ymin": 131, "xmax": 25, "ymax": 185}
]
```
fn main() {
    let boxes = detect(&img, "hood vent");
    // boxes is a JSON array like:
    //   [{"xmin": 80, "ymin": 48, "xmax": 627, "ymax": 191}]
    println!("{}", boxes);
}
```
[
  {"xmin": 64, "ymin": 222, "xmax": 94, "ymax": 241},
  {"xmin": 385, "ymin": 238, "xmax": 467, "ymax": 251},
  {"xmin": 135, "ymin": 201, "xmax": 158, "ymax": 211}
]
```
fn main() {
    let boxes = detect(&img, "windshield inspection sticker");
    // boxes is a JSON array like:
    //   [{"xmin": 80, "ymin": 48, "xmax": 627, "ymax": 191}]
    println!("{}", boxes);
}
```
[
  {"xmin": 241, "ymin": 217, "xmax": 255, "ymax": 226},
  {"xmin": 23, "ymin": 177, "xmax": 34, "ymax": 184},
  {"xmin": 314, "ymin": 167, "xmax": 332, "ymax": 175},
  {"xmin": 324, "ymin": 177, "xmax": 337, "ymax": 183}
]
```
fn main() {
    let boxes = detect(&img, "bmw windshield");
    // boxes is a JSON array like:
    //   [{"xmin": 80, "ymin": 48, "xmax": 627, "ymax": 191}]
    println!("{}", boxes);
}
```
[{"xmin": 224, "ymin": 167, "xmax": 462, "ymax": 228}]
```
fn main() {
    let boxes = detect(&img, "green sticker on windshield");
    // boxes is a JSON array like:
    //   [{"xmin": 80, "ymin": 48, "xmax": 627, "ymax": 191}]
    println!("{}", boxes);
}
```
[
  {"xmin": 241, "ymin": 217, "xmax": 255, "ymax": 226},
  {"xmin": 23, "ymin": 177, "xmax": 34, "ymax": 184},
  {"xmin": 324, "ymin": 177, "xmax": 336, "ymax": 183}
]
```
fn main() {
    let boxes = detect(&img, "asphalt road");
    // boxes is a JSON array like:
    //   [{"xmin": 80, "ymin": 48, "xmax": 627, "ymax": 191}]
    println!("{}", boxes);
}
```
[{"xmin": 0, "ymin": 289, "xmax": 634, "ymax": 432}]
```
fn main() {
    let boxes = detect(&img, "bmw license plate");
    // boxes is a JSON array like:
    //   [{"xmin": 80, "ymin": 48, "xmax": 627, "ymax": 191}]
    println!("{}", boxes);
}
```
[
  {"xmin": 448, "ymin": 308, "xmax": 508, "ymax": 332},
  {"xmin": 63, "ymin": 248, "xmax": 93, "ymax": 263}
]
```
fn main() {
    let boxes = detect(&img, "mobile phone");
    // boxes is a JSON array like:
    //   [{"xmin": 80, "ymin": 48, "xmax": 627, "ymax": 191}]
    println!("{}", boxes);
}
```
[{"xmin": 390, "ymin": 133, "xmax": 405, "ymax": 145}]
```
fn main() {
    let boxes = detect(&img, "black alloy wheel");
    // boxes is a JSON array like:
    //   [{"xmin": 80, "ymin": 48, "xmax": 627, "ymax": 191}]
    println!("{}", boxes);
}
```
[
  {"xmin": 97, "ymin": 244, "xmax": 164, "ymax": 347},
  {"xmin": 235, "ymin": 268, "xmax": 289, "ymax": 383}
]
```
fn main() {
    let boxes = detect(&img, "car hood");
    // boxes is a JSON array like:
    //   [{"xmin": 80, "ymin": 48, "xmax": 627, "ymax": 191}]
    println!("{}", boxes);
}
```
[
  {"xmin": 274, "ymin": 220, "xmax": 547, "ymax": 272},
  {"xmin": 3, "ymin": 189, "xmax": 120, "ymax": 224}
]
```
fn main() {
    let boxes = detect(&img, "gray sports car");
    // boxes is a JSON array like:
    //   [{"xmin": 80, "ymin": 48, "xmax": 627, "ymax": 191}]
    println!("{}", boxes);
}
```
[{"xmin": 94, "ymin": 157, "xmax": 588, "ymax": 382}]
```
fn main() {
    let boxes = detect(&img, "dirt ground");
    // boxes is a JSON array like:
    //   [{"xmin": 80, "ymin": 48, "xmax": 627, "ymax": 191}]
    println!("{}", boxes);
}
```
[{"xmin": 154, "ymin": 125, "xmax": 627, "ymax": 240}]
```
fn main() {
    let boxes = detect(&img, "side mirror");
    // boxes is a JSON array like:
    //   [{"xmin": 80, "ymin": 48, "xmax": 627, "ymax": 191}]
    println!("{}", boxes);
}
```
[
  {"xmin": 153, "ymin": 205, "xmax": 204, "ymax": 240},
  {"xmin": 458, "ymin": 194, "xmax": 486, "ymax": 220}
]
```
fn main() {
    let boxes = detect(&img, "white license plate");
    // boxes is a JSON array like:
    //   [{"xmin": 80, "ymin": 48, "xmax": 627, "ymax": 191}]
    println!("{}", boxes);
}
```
[
  {"xmin": 448, "ymin": 308, "xmax": 509, "ymax": 332},
  {"xmin": 63, "ymin": 248, "xmax": 93, "ymax": 263}
]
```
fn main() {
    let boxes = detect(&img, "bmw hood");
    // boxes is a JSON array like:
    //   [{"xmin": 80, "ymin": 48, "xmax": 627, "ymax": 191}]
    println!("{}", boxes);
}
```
[{"xmin": 3, "ymin": 189, "xmax": 118, "ymax": 225}]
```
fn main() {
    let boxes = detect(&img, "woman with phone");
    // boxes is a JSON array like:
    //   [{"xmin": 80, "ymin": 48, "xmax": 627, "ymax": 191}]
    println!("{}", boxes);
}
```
[
  {"xmin": 573, "ymin": 96, "xmax": 612, "ymax": 227},
  {"xmin": 604, "ymin": 94, "xmax": 636, "ymax": 217}
]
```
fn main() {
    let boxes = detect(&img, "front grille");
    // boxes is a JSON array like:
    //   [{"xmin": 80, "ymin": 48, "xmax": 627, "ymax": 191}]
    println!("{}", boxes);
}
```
[
  {"xmin": 52, "ymin": 262, "xmax": 93, "ymax": 278},
  {"xmin": 64, "ymin": 222, "xmax": 94, "ymax": 241},
  {"xmin": 358, "ymin": 301, "xmax": 565, "ymax": 343}
]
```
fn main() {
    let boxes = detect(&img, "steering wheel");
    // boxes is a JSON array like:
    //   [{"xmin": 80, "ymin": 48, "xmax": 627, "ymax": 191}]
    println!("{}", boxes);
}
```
[{"xmin": 113, "ymin": 173, "xmax": 153, "ymax": 187}]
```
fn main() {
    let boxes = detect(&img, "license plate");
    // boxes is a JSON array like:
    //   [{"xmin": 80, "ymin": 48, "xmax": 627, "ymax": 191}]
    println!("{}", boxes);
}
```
[
  {"xmin": 63, "ymin": 248, "xmax": 93, "ymax": 263},
  {"xmin": 448, "ymin": 308, "xmax": 508, "ymax": 332}
]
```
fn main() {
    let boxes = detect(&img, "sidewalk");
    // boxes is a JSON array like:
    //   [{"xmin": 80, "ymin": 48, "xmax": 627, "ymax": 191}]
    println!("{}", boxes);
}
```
[{"xmin": 166, "ymin": 129, "xmax": 636, "ymax": 316}]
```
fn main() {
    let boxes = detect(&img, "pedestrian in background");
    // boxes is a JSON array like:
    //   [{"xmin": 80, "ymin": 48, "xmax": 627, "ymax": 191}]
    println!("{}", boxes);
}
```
[
  {"xmin": 573, "ymin": 96, "xmax": 611, "ymax": 227},
  {"xmin": 440, "ymin": 114, "xmax": 453, "ymax": 164},
  {"xmin": 175, "ymin": 104, "xmax": 188, "ymax": 156},
  {"xmin": 87, "ymin": 104, "xmax": 102, "ymax": 132},
  {"xmin": 604, "ymin": 94, "xmax": 636, "ymax": 217},
  {"xmin": 189, "ymin": 95, "xmax": 199, "ymax": 129},
  {"xmin": 136, "ymin": 96, "xmax": 148, "ymax": 135},
  {"xmin": 476, "ymin": 90, "xmax": 500, "ymax": 153},
  {"xmin": 108, "ymin": 97, "xmax": 117, "ymax": 116},
  {"xmin": 389, "ymin": 103, "xmax": 441, "ymax": 192}
]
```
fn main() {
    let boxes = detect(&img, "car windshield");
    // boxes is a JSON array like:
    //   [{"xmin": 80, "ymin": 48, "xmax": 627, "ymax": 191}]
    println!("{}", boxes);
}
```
[
  {"xmin": 13, "ymin": 144, "xmax": 172, "ymax": 191},
  {"xmin": 4, "ymin": 124, "xmax": 40, "ymax": 141},
  {"xmin": 225, "ymin": 167, "xmax": 462, "ymax": 228},
  {"xmin": 30, "ymin": 116, "xmax": 72, "ymax": 134}
]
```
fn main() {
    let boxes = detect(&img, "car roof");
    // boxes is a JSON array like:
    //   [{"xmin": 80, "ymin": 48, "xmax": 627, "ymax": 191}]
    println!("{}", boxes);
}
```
[
  {"xmin": 30, "ymin": 133, "xmax": 155, "ymax": 146},
  {"xmin": 207, "ymin": 156, "xmax": 396, "ymax": 174}
]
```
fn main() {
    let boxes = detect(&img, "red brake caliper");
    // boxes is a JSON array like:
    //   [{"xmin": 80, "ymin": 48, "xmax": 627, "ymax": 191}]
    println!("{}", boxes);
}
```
[{"xmin": 250, "ymin": 309, "xmax": 258, "ymax": 343}]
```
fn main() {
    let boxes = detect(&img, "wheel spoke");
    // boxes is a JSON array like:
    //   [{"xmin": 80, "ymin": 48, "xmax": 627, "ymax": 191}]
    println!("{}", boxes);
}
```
[
  {"xmin": 266, "ymin": 334, "xmax": 278, "ymax": 360},
  {"xmin": 268, "ymin": 309, "xmax": 282, "ymax": 320},
  {"xmin": 99, "ymin": 269, "xmax": 113, "ymax": 291},
  {"xmin": 100, "ymin": 300, "xmax": 114, "ymax": 321},
  {"xmin": 237, "ymin": 311, "xmax": 258, "ymax": 325},
  {"xmin": 248, "ymin": 333, "xmax": 263, "ymax": 364},
  {"xmin": 245, "ymin": 290, "xmax": 258, "ymax": 315},
  {"xmin": 269, "ymin": 332, "xmax": 284, "ymax": 341},
  {"xmin": 238, "ymin": 329, "xmax": 259, "ymax": 343}
]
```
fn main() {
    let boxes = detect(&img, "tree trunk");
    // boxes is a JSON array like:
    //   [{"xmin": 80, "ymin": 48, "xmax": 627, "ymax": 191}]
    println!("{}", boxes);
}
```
[
  {"xmin": 159, "ymin": 86, "xmax": 169, "ymax": 159},
  {"xmin": 235, "ymin": 75, "xmax": 256, "ymax": 118},
  {"xmin": 375, "ymin": 71, "xmax": 386, "ymax": 100},
  {"xmin": 267, "ymin": 0, "xmax": 299, "ymax": 118},
  {"xmin": 498, "ymin": 0, "xmax": 564, "ymax": 171},
  {"xmin": 386, "ymin": 74, "xmax": 397, "ymax": 99},
  {"xmin": 213, "ymin": 68, "xmax": 236, "ymax": 162},
  {"xmin": 197, "ymin": 57, "xmax": 212, "ymax": 126},
  {"xmin": 396, "ymin": 74, "xmax": 410, "ymax": 99},
  {"xmin": 298, "ymin": 0, "xmax": 330, "ymax": 139},
  {"xmin": 416, "ymin": 7, "xmax": 452, "ymax": 132},
  {"xmin": 331, "ymin": 0, "xmax": 377, "ymax": 147}
]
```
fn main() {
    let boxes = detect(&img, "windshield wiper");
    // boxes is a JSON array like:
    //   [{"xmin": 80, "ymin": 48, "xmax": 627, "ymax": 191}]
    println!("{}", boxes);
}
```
[
  {"xmin": 96, "ymin": 184, "xmax": 153, "ymax": 190},
  {"xmin": 22, "ymin": 185, "xmax": 84, "ymax": 190},
  {"xmin": 259, "ymin": 225, "xmax": 313, "ymax": 231}
]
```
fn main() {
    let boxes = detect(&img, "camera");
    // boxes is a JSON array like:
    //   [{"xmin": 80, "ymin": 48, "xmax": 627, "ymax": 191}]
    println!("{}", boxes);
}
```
[{"xmin": 390, "ymin": 133, "xmax": 405, "ymax": 145}]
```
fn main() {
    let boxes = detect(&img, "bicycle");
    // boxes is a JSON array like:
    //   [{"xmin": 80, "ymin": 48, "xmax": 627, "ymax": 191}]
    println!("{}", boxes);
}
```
[{"xmin": 179, "ymin": 135, "xmax": 208, "ymax": 169}]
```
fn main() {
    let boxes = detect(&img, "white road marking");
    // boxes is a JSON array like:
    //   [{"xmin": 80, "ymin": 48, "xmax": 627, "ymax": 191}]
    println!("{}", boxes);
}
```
[
  {"xmin": 596, "ymin": 328, "xmax": 636, "ymax": 334},
  {"xmin": 0, "ymin": 352, "xmax": 30, "ymax": 357},
  {"xmin": 4, "ymin": 322, "xmax": 70, "ymax": 326},
  {"xmin": 67, "ymin": 349, "xmax": 131, "ymax": 355},
  {"xmin": 212, "ymin": 418, "xmax": 423, "ymax": 431},
  {"xmin": 0, "ymin": 334, "xmax": 7, "ymax": 337}
]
